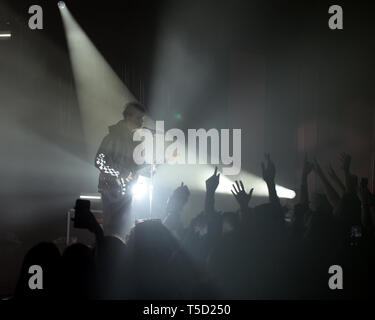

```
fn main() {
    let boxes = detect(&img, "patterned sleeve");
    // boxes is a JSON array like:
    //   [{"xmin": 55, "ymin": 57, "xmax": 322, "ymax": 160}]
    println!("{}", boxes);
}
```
[
  {"xmin": 94, "ymin": 134, "xmax": 120, "ymax": 177},
  {"xmin": 95, "ymin": 153, "xmax": 120, "ymax": 177}
]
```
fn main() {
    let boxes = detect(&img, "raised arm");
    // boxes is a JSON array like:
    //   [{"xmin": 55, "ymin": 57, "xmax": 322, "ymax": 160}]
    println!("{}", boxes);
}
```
[
  {"xmin": 95, "ymin": 135, "xmax": 121, "ymax": 178},
  {"xmin": 261, "ymin": 153, "xmax": 279, "ymax": 204},
  {"xmin": 73, "ymin": 201, "xmax": 104, "ymax": 244},
  {"xmin": 163, "ymin": 182, "xmax": 190, "ymax": 238},
  {"xmin": 231, "ymin": 180, "xmax": 254, "ymax": 216},
  {"xmin": 205, "ymin": 166, "xmax": 220, "ymax": 214},
  {"xmin": 204, "ymin": 167, "xmax": 224, "ymax": 246}
]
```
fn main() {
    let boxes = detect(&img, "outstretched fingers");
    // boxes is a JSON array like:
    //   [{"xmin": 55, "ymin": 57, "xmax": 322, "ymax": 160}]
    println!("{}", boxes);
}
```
[
  {"xmin": 249, "ymin": 187, "xmax": 254, "ymax": 197},
  {"xmin": 231, "ymin": 189, "xmax": 238, "ymax": 199},
  {"xmin": 235, "ymin": 180, "xmax": 241, "ymax": 192},
  {"xmin": 232, "ymin": 183, "xmax": 239, "ymax": 194},
  {"xmin": 239, "ymin": 180, "xmax": 245, "ymax": 192}
]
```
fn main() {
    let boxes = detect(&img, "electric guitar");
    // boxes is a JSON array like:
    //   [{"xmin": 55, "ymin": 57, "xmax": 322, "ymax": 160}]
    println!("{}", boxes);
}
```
[
  {"xmin": 99, "ymin": 155, "xmax": 181, "ymax": 199},
  {"xmin": 99, "ymin": 163, "xmax": 154, "ymax": 198}
]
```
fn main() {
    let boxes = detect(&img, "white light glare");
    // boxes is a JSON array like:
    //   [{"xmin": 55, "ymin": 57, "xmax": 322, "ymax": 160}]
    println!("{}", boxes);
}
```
[
  {"xmin": 131, "ymin": 176, "xmax": 149, "ymax": 199},
  {"xmin": 275, "ymin": 186, "xmax": 296, "ymax": 199},
  {"xmin": 80, "ymin": 195, "xmax": 101, "ymax": 200},
  {"xmin": 58, "ymin": 1, "xmax": 66, "ymax": 9},
  {"xmin": 0, "ymin": 32, "xmax": 11, "ymax": 38}
]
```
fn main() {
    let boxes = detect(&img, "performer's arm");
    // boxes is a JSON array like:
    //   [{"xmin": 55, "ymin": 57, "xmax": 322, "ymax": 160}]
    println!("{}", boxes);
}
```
[{"xmin": 94, "ymin": 135, "xmax": 120, "ymax": 178}]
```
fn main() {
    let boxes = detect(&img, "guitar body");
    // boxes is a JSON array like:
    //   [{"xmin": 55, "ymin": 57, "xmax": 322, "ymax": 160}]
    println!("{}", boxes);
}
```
[{"xmin": 98, "ymin": 163, "xmax": 155, "ymax": 202}]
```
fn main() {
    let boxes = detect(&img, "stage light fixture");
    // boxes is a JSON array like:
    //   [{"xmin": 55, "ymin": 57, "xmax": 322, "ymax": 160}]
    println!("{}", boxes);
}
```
[{"xmin": 58, "ymin": 1, "xmax": 66, "ymax": 9}]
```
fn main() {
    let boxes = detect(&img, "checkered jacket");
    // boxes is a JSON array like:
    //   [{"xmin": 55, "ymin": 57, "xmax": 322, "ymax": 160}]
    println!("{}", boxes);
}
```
[{"xmin": 95, "ymin": 120, "xmax": 137, "ymax": 191}]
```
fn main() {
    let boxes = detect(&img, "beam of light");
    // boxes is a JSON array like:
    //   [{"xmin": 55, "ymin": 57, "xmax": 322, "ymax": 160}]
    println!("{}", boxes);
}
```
[
  {"xmin": 0, "ymin": 32, "xmax": 11, "ymax": 38},
  {"xmin": 233, "ymin": 171, "xmax": 296, "ymax": 199},
  {"xmin": 275, "ymin": 186, "xmax": 296, "ymax": 199},
  {"xmin": 133, "ymin": 133, "xmax": 296, "ymax": 200},
  {"xmin": 152, "ymin": 164, "xmax": 234, "ymax": 195},
  {"xmin": 58, "ymin": 5, "xmax": 141, "ymax": 160},
  {"xmin": 143, "ymin": 132, "xmax": 296, "ymax": 199},
  {"xmin": 80, "ymin": 195, "xmax": 101, "ymax": 200},
  {"xmin": 152, "ymin": 164, "xmax": 295, "ymax": 199}
]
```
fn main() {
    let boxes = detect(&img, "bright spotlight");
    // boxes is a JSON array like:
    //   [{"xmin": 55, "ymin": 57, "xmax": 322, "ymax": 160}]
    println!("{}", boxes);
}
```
[
  {"xmin": 58, "ymin": 1, "xmax": 66, "ymax": 9},
  {"xmin": 275, "ymin": 186, "xmax": 296, "ymax": 199},
  {"xmin": 59, "ymin": 4, "xmax": 136, "ymax": 159},
  {"xmin": 80, "ymin": 194, "xmax": 101, "ymax": 200},
  {"xmin": 131, "ymin": 176, "xmax": 149, "ymax": 199},
  {"xmin": 0, "ymin": 31, "xmax": 11, "ymax": 39}
]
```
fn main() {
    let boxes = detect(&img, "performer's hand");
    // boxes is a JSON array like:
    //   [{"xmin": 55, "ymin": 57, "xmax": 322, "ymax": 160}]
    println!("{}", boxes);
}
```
[{"xmin": 124, "ymin": 171, "xmax": 134, "ymax": 182}]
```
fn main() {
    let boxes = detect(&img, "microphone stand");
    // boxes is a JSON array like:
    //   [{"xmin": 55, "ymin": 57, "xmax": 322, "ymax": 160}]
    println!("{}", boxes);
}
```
[
  {"xmin": 149, "ymin": 152, "xmax": 154, "ymax": 219},
  {"xmin": 147, "ymin": 127, "xmax": 157, "ymax": 219},
  {"xmin": 141, "ymin": 127, "xmax": 161, "ymax": 219}
]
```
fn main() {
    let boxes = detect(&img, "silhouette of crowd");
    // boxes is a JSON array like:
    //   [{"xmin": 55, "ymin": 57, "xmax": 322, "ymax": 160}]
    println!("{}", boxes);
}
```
[{"xmin": 10, "ymin": 153, "xmax": 375, "ymax": 299}]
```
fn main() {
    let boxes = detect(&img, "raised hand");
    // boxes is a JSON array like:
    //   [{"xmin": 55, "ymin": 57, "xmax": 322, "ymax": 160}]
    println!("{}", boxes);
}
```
[
  {"xmin": 206, "ymin": 166, "xmax": 220, "ymax": 194},
  {"xmin": 231, "ymin": 180, "xmax": 254, "ymax": 210},
  {"xmin": 167, "ymin": 182, "xmax": 190, "ymax": 213},
  {"xmin": 261, "ymin": 153, "xmax": 276, "ymax": 184},
  {"xmin": 173, "ymin": 182, "xmax": 190, "ymax": 203}
]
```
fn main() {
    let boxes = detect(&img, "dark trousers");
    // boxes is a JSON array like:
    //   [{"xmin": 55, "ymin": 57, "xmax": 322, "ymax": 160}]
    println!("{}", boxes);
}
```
[{"xmin": 101, "ymin": 191, "xmax": 132, "ymax": 239}]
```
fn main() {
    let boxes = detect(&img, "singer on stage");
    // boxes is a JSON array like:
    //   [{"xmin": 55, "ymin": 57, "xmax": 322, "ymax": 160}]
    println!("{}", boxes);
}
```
[{"xmin": 94, "ymin": 101, "xmax": 146, "ymax": 238}]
